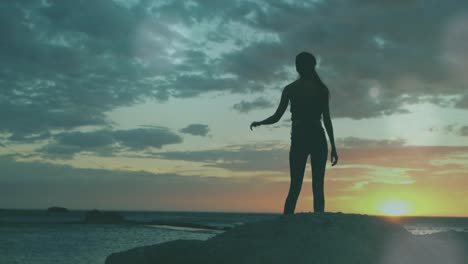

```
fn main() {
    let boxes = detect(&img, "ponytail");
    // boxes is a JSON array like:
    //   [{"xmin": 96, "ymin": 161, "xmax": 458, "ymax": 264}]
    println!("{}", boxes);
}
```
[{"xmin": 313, "ymin": 70, "xmax": 330, "ymax": 100}]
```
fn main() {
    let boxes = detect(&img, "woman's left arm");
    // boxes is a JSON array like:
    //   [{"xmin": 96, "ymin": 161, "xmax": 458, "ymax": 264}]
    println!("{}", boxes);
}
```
[
  {"xmin": 323, "ymin": 96, "xmax": 339, "ymax": 166},
  {"xmin": 250, "ymin": 87, "xmax": 289, "ymax": 130}
]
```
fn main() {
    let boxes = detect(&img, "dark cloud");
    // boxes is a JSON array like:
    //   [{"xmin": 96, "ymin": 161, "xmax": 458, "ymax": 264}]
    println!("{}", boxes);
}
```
[
  {"xmin": 113, "ymin": 127, "xmax": 183, "ymax": 150},
  {"xmin": 232, "ymin": 97, "xmax": 275, "ymax": 113},
  {"xmin": 429, "ymin": 124, "xmax": 468, "ymax": 137},
  {"xmin": 179, "ymin": 124, "xmax": 210, "ymax": 137},
  {"xmin": 444, "ymin": 124, "xmax": 458, "ymax": 134},
  {"xmin": 55, "ymin": 130, "xmax": 113, "ymax": 148},
  {"xmin": 7, "ymin": 131, "xmax": 52, "ymax": 143},
  {"xmin": 153, "ymin": 0, "xmax": 468, "ymax": 119},
  {"xmin": 2, "ymin": 0, "xmax": 468, "ymax": 146},
  {"xmin": 455, "ymin": 94, "xmax": 468, "ymax": 109},
  {"xmin": 214, "ymin": 0, "xmax": 468, "ymax": 118},
  {"xmin": 39, "ymin": 127, "xmax": 183, "ymax": 158},
  {"xmin": 154, "ymin": 142, "xmax": 289, "ymax": 172},
  {"xmin": 0, "ymin": 0, "xmax": 148, "ymax": 138},
  {"xmin": 0, "ymin": 101, "xmax": 107, "ymax": 142},
  {"xmin": 221, "ymin": 42, "xmax": 290, "ymax": 83},
  {"xmin": 458, "ymin": 126, "xmax": 468, "ymax": 136}
]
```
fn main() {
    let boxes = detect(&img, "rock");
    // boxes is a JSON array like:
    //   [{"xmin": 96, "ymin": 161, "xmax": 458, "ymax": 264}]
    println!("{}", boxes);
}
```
[
  {"xmin": 106, "ymin": 240, "xmax": 205, "ymax": 264},
  {"xmin": 105, "ymin": 212, "xmax": 468, "ymax": 264},
  {"xmin": 84, "ymin": 210, "xmax": 125, "ymax": 224},
  {"xmin": 46, "ymin": 206, "xmax": 69, "ymax": 213}
]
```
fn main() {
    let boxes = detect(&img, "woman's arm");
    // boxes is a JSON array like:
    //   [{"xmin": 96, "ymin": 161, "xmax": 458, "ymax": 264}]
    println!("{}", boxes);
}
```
[
  {"xmin": 250, "ymin": 87, "xmax": 289, "ymax": 130},
  {"xmin": 323, "ymin": 96, "xmax": 339, "ymax": 166}
]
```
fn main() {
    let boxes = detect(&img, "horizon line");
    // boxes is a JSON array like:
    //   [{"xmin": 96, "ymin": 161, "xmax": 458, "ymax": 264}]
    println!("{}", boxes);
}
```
[{"xmin": 2, "ymin": 207, "xmax": 468, "ymax": 218}]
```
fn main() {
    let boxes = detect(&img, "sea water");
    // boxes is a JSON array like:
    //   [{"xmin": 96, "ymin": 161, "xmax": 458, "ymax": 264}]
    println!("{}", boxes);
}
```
[{"xmin": 1, "ymin": 210, "xmax": 467, "ymax": 264}]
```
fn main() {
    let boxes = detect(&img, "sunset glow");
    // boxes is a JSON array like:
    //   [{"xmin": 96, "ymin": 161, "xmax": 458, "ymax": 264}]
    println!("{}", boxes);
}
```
[
  {"xmin": 378, "ymin": 200, "xmax": 410, "ymax": 216},
  {"xmin": 0, "ymin": 0, "xmax": 467, "ymax": 217}
]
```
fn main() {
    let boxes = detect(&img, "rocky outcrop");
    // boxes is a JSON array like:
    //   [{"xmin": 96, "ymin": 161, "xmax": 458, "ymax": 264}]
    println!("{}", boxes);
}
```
[{"xmin": 105, "ymin": 212, "xmax": 468, "ymax": 264}]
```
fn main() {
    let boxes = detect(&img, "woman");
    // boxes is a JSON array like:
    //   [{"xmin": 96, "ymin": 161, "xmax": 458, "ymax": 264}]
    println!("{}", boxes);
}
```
[{"xmin": 250, "ymin": 51, "xmax": 338, "ymax": 214}]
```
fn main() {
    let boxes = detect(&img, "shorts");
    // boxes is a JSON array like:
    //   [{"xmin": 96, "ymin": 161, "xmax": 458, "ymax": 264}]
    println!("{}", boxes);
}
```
[{"xmin": 290, "ymin": 121, "xmax": 328, "ymax": 157}]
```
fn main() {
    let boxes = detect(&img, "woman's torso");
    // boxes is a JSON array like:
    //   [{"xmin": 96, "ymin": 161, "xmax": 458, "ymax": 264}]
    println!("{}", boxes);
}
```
[
  {"xmin": 288, "ymin": 78, "xmax": 327, "ymax": 125},
  {"xmin": 288, "ymin": 78, "xmax": 327, "ymax": 142}
]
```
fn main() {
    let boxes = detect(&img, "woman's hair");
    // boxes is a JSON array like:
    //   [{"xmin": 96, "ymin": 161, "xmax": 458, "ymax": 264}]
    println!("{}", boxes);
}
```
[{"xmin": 295, "ymin": 51, "xmax": 329, "ymax": 99}]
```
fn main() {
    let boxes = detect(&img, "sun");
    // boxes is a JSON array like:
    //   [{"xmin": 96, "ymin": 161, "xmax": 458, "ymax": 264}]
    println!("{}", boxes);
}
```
[{"xmin": 378, "ymin": 200, "xmax": 410, "ymax": 216}]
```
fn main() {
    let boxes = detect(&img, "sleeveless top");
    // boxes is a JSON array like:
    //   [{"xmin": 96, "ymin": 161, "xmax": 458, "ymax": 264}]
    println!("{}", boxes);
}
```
[{"xmin": 287, "ymin": 78, "xmax": 328, "ymax": 144}]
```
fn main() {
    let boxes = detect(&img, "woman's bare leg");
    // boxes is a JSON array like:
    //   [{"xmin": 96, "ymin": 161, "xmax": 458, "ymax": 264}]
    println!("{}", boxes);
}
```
[
  {"xmin": 311, "ymin": 135, "xmax": 328, "ymax": 212},
  {"xmin": 283, "ymin": 144, "xmax": 308, "ymax": 214}
]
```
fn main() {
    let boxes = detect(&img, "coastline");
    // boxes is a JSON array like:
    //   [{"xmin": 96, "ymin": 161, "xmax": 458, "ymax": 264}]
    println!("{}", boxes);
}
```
[{"xmin": 105, "ymin": 212, "xmax": 468, "ymax": 264}]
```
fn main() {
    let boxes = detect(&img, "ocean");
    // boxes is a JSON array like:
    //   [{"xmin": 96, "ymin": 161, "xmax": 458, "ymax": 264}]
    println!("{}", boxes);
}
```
[{"xmin": 1, "ymin": 210, "xmax": 467, "ymax": 264}]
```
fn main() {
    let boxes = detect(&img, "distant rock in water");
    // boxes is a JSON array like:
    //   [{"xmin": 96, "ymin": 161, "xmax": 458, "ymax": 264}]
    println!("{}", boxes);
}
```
[
  {"xmin": 46, "ymin": 206, "xmax": 69, "ymax": 213},
  {"xmin": 85, "ymin": 210, "xmax": 126, "ymax": 224},
  {"xmin": 105, "ymin": 212, "xmax": 468, "ymax": 264}
]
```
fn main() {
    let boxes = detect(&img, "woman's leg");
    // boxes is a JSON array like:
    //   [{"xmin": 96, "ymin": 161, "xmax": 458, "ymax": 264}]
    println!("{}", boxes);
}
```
[
  {"xmin": 311, "ymin": 133, "xmax": 328, "ymax": 212},
  {"xmin": 283, "ymin": 143, "xmax": 309, "ymax": 214}
]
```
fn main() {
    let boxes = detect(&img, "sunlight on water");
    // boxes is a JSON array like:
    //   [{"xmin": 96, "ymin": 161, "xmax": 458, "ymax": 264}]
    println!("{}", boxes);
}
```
[{"xmin": 379, "ymin": 232, "xmax": 464, "ymax": 264}]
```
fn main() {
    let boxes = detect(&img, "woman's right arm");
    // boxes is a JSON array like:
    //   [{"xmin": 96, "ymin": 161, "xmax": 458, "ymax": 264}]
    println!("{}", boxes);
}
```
[
  {"xmin": 323, "ymin": 95, "xmax": 338, "ymax": 166},
  {"xmin": 250, "ymin": 87, "xmax": 289, "ymax": 130}
]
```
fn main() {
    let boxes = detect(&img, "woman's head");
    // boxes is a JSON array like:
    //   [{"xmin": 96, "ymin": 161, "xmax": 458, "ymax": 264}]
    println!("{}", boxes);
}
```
[
  {"xmin": 295, "ymin": 51, "xmax": 317, "ymax": 78},
  {"xmin": 295, "ymin": 51, "xmax": 329, "ymax": 98}
]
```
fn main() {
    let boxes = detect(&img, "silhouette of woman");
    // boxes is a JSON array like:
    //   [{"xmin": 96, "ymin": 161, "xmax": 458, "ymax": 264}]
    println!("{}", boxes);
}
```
[{"xmin": 250, "ymin": 51, "xmax": 338, "ymax": 214}]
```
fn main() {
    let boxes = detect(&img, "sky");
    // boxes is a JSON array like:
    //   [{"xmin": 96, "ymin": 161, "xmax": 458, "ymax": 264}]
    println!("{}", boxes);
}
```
[{"xmin": 1, "ymin": 0, "xmax": 468, "ymax": 216}]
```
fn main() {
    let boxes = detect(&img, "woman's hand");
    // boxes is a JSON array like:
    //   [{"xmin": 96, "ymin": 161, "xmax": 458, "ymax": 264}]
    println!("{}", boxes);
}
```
[
  {"xmin": 331, "ymin": 148, "xmax": 339, "ymax": 166},
  {"xmin": 250, "ymin": 121, "xmax": 261, "ymax": 131}
]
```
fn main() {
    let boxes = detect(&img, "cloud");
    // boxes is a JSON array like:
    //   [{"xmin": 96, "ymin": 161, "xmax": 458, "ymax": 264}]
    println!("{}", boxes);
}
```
[
  {"xmin": 0, "ymin": 0, "xmax": 147, "ymax": 138},
  {"xmin": 154, "ymin": 141, "xmax": 290, "ymax": 172},
  {"xmin": 335, "ymin": 137, "xmax": 406, "ymax": 149},
  {"xmin": 1, "ymin": 143, "xmax": 467, "ymax": 212},
  {"xmin": 232, "ymin": 97, "xmax": 275, "ymax": 113},
  {"xmin": 0, "ymin": 101, "xmax": 107, "ymax": 142},
  {"xmin": 179, "ymin": 124, "xmax": 210, "ymax": 137},
  {"xmin": 459, "ymin": 126, "xmax": 468, "ymax": 136},
  {"xmin": 153, "ymin": 139, "xmax": 468, "ymax": 181},
  {"xmin": 429, "ymin": 124, "xmax": 468, "ymax": 137},
  {"xmin": 152, "ymin": 137, "xmax": 407, "ymax": 172},
  {"xmin": 38, "ymin": 127, "xmax": 183, "ymax": 158},
  {"xmin": 214, "ymin": 0, "xmax": 468, "ymax": 118},
  {"xmin": 113, "ymin": 127, "xmax": 183, "ymax": 150},
  {"xmin": 2, "ymin": 0, "xmax": 468, "ymax": 146},
  {"xmin": 0, "ymin": 155, "xmax": 287, "ymax": 211},
  {"xmin": 330, "ymin": 164, "xmax": 417, "ymax": 188},
  {"xmin": 455, "ymin": 93, "xmax": 468, "ymax": 109}
]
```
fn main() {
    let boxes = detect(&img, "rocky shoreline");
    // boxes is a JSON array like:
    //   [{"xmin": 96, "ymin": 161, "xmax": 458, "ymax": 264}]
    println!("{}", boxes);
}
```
[{"xmin": 105, "ymin": 212, "xmax": 468, "ymax": 264}]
